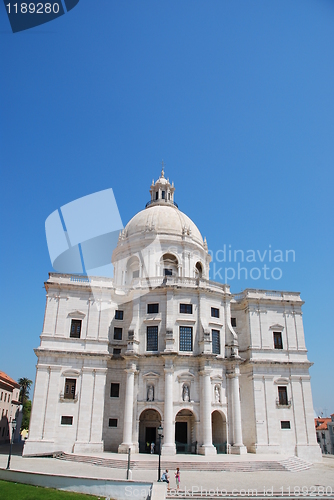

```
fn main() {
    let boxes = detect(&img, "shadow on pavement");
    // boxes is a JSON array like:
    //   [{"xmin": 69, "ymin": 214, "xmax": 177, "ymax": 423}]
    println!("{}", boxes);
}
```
[{"xmin": 0, "ymin": 442, "xmax": 24, "ymax": 456}]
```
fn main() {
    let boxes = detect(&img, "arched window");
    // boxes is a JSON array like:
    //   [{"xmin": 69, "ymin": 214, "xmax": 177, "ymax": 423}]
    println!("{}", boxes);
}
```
[
  {"xmin": 195, "ymin": 261, "xmax": 203, "ymax": 278},
  {"xmin": 161, "ymin": 253, "xmax": 178, "ymax": 277},
  {"xmin": 126, "ymin": 256, "xmax": 140, "ymax": 284}
]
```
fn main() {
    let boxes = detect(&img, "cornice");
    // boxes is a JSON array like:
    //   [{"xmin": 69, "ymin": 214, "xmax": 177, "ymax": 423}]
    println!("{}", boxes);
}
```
[
  {"xmin": 245, "ymin": 359, "xmax": 313, "ymax": 368},
  {"xmin": 34, "ymin": 348, "xmax": 110, "ymax": 360}
]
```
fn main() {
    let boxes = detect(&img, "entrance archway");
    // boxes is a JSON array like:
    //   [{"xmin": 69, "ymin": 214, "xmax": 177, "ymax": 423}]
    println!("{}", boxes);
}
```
[
  {"xmin": 175, "ymin": 409, "xmax": 197, "ymax": 454},
  {"xmin": 212, "ymin": 410, "xmax": 227, "ymax": 454},
  {"xmin": 139, "ymin": 409, "xmax": 161, "ymax": 454}
]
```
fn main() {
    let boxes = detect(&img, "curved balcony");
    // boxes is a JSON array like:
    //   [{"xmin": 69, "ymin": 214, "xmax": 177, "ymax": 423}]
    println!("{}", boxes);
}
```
[{"xmin": 145, "ymin": 199, "xmax": 178, "ymax": 209}]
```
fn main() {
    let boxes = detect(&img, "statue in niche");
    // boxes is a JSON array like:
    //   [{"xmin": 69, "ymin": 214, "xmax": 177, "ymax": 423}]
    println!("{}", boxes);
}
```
[
  {"xmin": 147, "ymin": 385, "xmax": 154, "ymax": 402},
  {"xmin": 214, "ymin": 385, "xmax": 221, "ymax": 403},
  {"xmin": 182, "ymin": 384, "xmax": 190, "ymax": 402}
]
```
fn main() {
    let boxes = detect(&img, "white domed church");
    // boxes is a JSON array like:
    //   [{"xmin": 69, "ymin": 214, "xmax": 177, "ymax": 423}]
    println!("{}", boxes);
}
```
[{"xmin": 24, "ymin": 169, "xmax": 321, "ymax": 461}]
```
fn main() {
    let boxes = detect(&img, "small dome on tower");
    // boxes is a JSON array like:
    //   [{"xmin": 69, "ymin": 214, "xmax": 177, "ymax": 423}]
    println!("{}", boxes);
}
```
[{"xmin": 148, "ymin": 161, "xmax": 176, "ymax": 208}]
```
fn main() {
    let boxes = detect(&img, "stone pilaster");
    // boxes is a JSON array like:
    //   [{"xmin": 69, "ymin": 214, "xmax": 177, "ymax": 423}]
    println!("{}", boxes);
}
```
[
  {"xmin": 227, "ymin": 365, "xmax": 247, "ymax": 454},
  {"xmin": 162, "ymin": 359, "xmax": 176, "ymax": 455},
  {"xmin": 199, "ymin": 365, "xmax": 216, "ymax": 455},
  {"xmin": 118, "ymin": 362, "xmax": 137, "ymax": 453}
]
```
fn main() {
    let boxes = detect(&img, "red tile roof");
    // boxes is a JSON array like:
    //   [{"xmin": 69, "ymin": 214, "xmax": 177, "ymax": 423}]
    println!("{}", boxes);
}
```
[
  {"xmin": 0, "ymin": 371, "xmax": 20, "ymax": 389},
  {"xmin": 315, "ymin": 418, "xmax": 331, "ymax": 430}
]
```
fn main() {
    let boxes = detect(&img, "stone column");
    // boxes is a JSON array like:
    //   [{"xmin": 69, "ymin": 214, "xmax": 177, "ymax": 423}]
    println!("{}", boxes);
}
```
[
  {"xmin": 162, "ymin": 363, "xmax": 176, "ymax": 455},
  {"xmin": 199, "ymin": 366, "xmax": 216, "ymax": 455},
  {"xmin": 229, "ymin": 366, "xmax": 247, "ymax": 454},
  {"xmin": 118, "ymin": 362, "xmax": 137, "ymax": 453}
]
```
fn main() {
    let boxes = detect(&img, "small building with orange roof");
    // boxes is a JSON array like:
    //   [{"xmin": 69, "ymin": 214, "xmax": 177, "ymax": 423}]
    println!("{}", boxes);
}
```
[
  {"xmin": 314, "ymin": 416, "xmax": 333, "ymax": 455},
  {"xmin": 0, "ymin": 371, "xmax": 22, "ymax": 443}
]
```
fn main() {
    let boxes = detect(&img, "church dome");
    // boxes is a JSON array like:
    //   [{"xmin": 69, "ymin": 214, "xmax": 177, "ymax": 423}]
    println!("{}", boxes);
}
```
[{"xmin": 125, "ymin": 204, "xmax": 204, "ymax": 246}]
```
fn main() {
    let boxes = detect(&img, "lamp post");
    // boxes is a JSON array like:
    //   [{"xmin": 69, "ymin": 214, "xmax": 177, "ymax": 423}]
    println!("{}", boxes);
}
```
[
  {"xmin": 6, "ymin": 419, "xmax": 17, "ymax": 470},
  {"xmin": 157, "ymin": 424, "xmax": 163, "ymax": 482}
]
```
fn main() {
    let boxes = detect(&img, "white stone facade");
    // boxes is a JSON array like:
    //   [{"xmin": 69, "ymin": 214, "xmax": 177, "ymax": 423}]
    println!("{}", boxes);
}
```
[{"xmin": 24, "ymin": 170, "xmax": 321, "ymax": 461}]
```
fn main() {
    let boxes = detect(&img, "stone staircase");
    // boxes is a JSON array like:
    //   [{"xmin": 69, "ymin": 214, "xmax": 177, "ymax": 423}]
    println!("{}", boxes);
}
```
[{"xmin": 53, "ymin": 452, "xmax": 312, "ymax": 473}]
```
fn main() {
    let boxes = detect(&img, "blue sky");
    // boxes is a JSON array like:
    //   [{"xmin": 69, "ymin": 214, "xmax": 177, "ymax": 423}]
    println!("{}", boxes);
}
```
[{"xmin": 1, "ymin": 0, "xmax": 333, "ymax": 415}]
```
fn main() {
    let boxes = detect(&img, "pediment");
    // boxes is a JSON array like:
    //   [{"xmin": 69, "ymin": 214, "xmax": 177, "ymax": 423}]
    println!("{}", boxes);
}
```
[
  {"xmin": 274, "ymin": 377, "xmax": 289, "ymax": 385},
  {"xmin": 269, "ymin": 324, "xmax": 284, "ymax": 331},
  {"xmin": 62, "ymin": 369, "xmax": 81, "ymax": 377},
  {"xmin": 68, "ymin": 310, "xmax": 86, "ymax": 318},
  {"xmin": 142, "ymin": 371, "xmax": 160, "ymax": 378},
  {"xmin": 177, "ymin": 372, "xmax": 195, "ymax": 382}
]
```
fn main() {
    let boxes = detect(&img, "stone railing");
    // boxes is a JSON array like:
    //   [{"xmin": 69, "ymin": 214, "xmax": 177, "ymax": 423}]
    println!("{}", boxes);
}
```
[
  {"xmin": 276, "ymin": 398, "xmax": 292, "ymax": 408},
  {"xmin": 233, "ymin": 289, "xmax": 302, "ymax": 302},
  {"xmin": 59, "ymin": 392, "xmax": 78, "ymax": 403}
]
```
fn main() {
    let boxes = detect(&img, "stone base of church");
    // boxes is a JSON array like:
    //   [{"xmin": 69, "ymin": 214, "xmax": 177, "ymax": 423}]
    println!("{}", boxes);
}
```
[
  {"xmin": 295, "ymin": 444, "xmax": 322, "ymax": 462},
  {"xmin": 161, "ymin": 443, "xmax": 176, "ymax": 455},
  {"xmin": 230, "ymin": 444, "xmax": 248, "ymax": 455},
  {"xmin": 22, "ymin": 439, "xmax": 55, "ymax": 457},
  {"xmin": 73, "ymin": 442, "xmax": 104, "ymax": 454},
  {"xmin": 247, "ymin": 444, "xmax": 281, "ymax": 454},
  {"xmin": 118, "ymin": 443, "xmax": 139, "ymax": 454},
  {"xmin": 198, "ymin": 444, "xmax": 217, "ymax": 455}
]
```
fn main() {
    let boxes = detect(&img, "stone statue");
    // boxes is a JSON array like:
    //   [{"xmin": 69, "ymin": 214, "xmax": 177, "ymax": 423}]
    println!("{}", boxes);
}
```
[
  {"xmin": 182, "ymin": 384, "xmax": 190, "ymax": 402},
  {"xmin": 147, "ymin": 385, "xmax": 154, "ymax": 402},
  {"xmin": 214, "ymin": 385, "xmax": 220, "ymax": 403}
]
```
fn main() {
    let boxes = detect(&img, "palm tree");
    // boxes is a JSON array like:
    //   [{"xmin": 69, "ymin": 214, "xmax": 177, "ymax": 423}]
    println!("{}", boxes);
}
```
[{"xmin": 18, "ymin": 378, "xmax": 32, "ymax": 404}]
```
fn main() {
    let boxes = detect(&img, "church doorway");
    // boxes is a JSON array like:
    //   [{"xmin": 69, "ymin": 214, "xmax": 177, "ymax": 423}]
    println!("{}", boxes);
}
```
[
  {"xmin": 211, "ymin": 410, "xmax": 227, "ymax": 454},
  {"xmin": 175, "ymin": 409, "xmax": 196, "ymax": 454},
  {"xmin": 139, "ymin": 409, "xmax": 161, "ymax": 454}
]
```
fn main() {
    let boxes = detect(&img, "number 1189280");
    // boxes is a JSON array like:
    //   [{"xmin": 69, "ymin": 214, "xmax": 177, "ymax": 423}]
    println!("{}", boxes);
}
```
[{"xmin": 6, "ymin": 3, "xmax": 60, "ymax": 14}]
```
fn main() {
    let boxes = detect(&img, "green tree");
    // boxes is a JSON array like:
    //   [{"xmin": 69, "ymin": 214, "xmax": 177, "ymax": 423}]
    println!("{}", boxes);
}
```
[
  {"xmin": 18, "ymin": 377, "xmax": 33, "ymax": 431},
  {"xmin": 18, "ymin": 377, "xmax": 32, "ymax": 404}
]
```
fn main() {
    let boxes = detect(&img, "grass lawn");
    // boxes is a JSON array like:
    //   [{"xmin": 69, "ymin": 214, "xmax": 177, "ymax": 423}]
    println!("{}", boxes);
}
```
[{"xmin": 0, "ymin": 480, "xmax": 102, "ymax": 499}]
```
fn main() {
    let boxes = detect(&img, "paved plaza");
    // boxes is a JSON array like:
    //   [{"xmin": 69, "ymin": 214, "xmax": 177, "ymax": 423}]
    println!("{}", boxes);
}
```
[{"xmin": 0, "ymin": 444, "xmax": 334, "ymax": 498}]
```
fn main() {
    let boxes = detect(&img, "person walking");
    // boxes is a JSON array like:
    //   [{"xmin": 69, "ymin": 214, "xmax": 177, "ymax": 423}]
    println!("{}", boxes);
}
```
[{"xmin": 175, "ymin": 467, "xmax": 180, "ymax": 490}]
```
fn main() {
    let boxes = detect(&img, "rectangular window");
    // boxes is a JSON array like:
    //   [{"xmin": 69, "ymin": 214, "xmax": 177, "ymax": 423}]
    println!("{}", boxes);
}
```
[
  {"xmin": 61, "ymin": 416, "xmax": 73, "ymax": 425},
  {"xmin": 278, "ymin": 386, "xmax": 288, "ymax": 406},
  {"xmin": 211, "ymin": 307, "xmax": 219, "ymax": 318},
  {"xmin": 281, "ymin": 420, "xmax": 291, "ymax": 429},
  {"xmin": 115, "ymin": 310, "xmax": 123, "ymax": 320},
  {"xmin": 212, "ymin": 329, "xmax": 220, "ymax": 354},
  {"xmin": 162, "ymin": 190, "xmax": 165, "ymax": 199},
  {"xmin": 70, "ymin": 319, "xmax": 82, "ymax": 338},
  {"xmin": 132, "ymin": 270, "xmax": 139, "ymax": 279},
  {"xmin": 0, "ymin": 392, "xmax": 2, "ymax": 400},
  {"xmin": 147, "ymin": 326, "xmax": 158, "ymax": 351},
  {"xmin": 180, "ymin": 303, "xmax": 193, "ymax": 314},
  {"xmin": 109, "ymin": 418, "xmax": 118, "ymax": 427},
  {"xmin": 231, "ymin": 317, "xmax": 237, "ymax": 327},
  {"xmin": 273, "ymin": 332, "xmax": 283, "ymax": 349},
  {"xmin": 8, "ymin": 395, "xmax": 10, "ymax": 403},
  {"xmin": 110, "ymin": 383, "xmax": 120, "ymax": 398},
  {"xmin": 114, "ymin": 327, "xmax": 122, "ymax": 340},
  {"xmin": 179, "ymin": 326, "xmax": 193, "ymax": 351},
  {"xmin": 155, "ymin": 191, "xmax": 159, "ymax": 200},
  {"xmin": 147, "ymin": 303, "xmax": 159, "ymax": 314},
  {"xmin": 64, "ymin": 378, "xmax": 76, "ymax": 399},
  {"xmin": 164, "ymin": 268, "xmax": 173, "ymax": 276},
  {"xmin": 113, "ymin": 348, "xmax": 121, "ymax": 355},
  {"xmin": 4, "ymin": 394, "xmax": 6, "ymax": 402}
]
